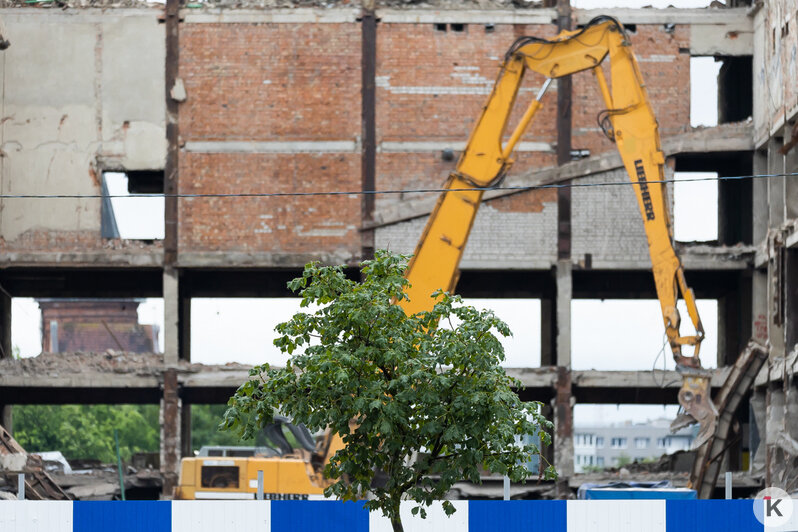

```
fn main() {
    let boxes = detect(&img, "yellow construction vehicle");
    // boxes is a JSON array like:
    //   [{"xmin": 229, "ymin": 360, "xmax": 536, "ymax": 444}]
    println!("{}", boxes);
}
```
[
  {"xmin": 174, "ymin": 417, "xmax": 344, "ymax": 500},
  {"xmin": 398, "ymin": 16, "xmax": 716, "ymax": 444}
]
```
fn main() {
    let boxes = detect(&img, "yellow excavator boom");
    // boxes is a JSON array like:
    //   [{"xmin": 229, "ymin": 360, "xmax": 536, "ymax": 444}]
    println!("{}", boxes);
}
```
[{"xmin": 399, "ymin": 16, "xmax": 715, "ymax": 442}]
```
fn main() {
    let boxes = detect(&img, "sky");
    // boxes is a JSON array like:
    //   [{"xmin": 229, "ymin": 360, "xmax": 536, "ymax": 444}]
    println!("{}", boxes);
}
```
[{"xmin": 11, "ymin": 1, "xmax": 727, "ymax": 426}]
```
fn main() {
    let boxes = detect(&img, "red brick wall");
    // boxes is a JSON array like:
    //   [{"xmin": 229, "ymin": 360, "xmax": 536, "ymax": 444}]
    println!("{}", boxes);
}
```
[
  {"xmin": 179, "ymin": 23, "xmax": 362, "ymax": 259},
  {"xmin": 177, "ymin": 19, "xmax": 690, "ymax": 261},
  {"xmin": 181, "ymin": 23, "xmax": 361, "ymax": 141},
  {"xmin": 179, "ymin": 152, "xmax": 360, "ymax": 255}
]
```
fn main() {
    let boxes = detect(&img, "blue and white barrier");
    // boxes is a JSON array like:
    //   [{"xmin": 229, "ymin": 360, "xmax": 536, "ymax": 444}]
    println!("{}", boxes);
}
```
[{"xmin": 0, "ymin": 499, "xmax": 792, "ymax": 532}]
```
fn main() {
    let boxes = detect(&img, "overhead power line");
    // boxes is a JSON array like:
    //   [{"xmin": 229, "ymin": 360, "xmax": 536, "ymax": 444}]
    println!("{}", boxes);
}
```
[{"xmin": 0, "ymin": 172, "xmax": 795, "ymax": 199}]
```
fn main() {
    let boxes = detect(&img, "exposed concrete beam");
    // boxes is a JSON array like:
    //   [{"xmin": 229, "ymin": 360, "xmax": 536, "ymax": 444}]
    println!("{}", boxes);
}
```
[
  {"xmin": 0, "ymin": 251, "xmax": 164, "ymax": 268},
  {"xmin": 689, "ymin": 21, "xmax": 753, "ymax": 56},
  {"xmin": 183, "ymin": 140, "xmax": 358, "ymax": 154},
  {"xmin": 379, "ymin": 141, "xmax": 553, "ymax": 153},
  {"xmin": 375, "ymin": 9, "xmax": 556, "ymax": 24},
  {"xmin": 0, "ymin": 365, "xmax": 736, "ymax": 395},
  {"xmin": 369, "ymin": 123, "xmax": 754, "ymax": 229},
  {"xmin": 177, "ymin": 251, "xmax": 356, "ymax": 269},
  {"xmin": 0, "ymin": 9, "xmax": 162, "ymax": 23},
  {"xmin": 573, "ymin": 7, "xmax": 751, "ymax": 26},
  {"xmin": 182, "ymin": 8, "xmax": 361, "ymax": 24}
]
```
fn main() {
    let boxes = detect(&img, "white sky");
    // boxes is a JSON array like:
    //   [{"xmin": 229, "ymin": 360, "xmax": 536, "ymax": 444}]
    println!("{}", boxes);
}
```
[{"xmin": 12, "ymin": 3, "xmax": 729, "ymax": 425}]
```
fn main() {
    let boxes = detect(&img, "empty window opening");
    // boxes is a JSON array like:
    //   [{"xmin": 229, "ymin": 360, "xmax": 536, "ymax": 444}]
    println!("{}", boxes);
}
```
[
  {"xmin": 484, "ymin": 24, "xmax": 495, "ymax": 33},
  {"xmin": 102, "ymin": 171, "xmax": 165, "ymax": 240},
  {"xmin": 13, "ymin": 404, "xmax": 160, "ymax": 464},
  {"xmin": 674, "ymin": 172, "xmax": 718, "ymax": 242},
  {"xmin": 573, "ymin": 404, "xmax": 687, "ymax": 472},
  {"xmin": 571, "ymin": 299, "xmax": 718, "ymax": 371},
  {"xmin": 690, "ymin": 57, "xmax": 721, "ymax": 127},
  {"xmin": 623, "ymin": 24, "xmax": 637, "ymax": 33},
  {"xmin": 10, "ymin": 298, "xmax": 40, "ymax": 358},
  {"xmin": 191, "ymin": 297, "xmax": 540, "ymax": 368},
  {"xmin": 434, "ymin": 23, "xmax": 447, "ymax": 32},
  {"xmin": 717, "ymin": 56, "xmax": 753, "ymax": 124},
  {"xmin": 450, "ymin": 23, "xmax": 465, "ymax": 32},
  {"xmin": 11, "ymin": 297, "xmax": 163, "ymax": 357}
]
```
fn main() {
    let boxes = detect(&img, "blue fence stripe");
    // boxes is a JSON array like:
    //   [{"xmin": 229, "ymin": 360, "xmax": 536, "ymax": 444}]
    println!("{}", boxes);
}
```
[
  {"xmin": 270, "ymin": 500, "xmax": 369, "ymax": 532},
  {"xmin": 469, "ymin": 500, "xmax": 567, "ymax": 532},
  {"xmin": 665, "ymin": 500, "xmax": 764, "ymax": 532},
  {"xmin": 73, "ymin": 501, "xmax": 172, "ymax": 532}
]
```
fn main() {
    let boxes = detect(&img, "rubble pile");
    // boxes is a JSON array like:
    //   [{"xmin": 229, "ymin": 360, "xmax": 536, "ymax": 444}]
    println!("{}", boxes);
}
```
[{"xmin": 0, "ymin": 351, "xmax": 252, "ymax": 376}]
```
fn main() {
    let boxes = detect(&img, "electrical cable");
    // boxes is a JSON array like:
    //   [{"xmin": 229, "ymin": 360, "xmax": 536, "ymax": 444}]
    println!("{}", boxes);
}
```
[{"xmin": 1, "ymin": 171, "xmax": 795, "ymax": 200}]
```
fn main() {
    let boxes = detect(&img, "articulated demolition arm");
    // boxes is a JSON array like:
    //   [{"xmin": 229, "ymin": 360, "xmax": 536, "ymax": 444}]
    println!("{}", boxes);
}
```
[{"xmin": 399, "ymin": 17, "xmax": 715, "ymax": 439}]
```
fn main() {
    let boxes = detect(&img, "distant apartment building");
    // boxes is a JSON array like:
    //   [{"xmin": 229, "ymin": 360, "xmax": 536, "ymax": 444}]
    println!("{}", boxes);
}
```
[{"xmin": 573, "ymin": 419, "xmax": 695, "ymax": 472}]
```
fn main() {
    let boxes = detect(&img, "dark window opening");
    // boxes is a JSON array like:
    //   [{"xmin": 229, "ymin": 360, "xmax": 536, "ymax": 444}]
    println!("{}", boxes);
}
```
[
  {"xmin": 484, "ymin": 23, "xmax": 495, "ymax": 33},
  {"xmin": 674, "ymin": 151, "xmax": 752, "ymax": 245},
  {"xmin": 623, "ymin": 24, "xmax": 637, "ymax": 33},
  {"xmin": 434, "ymin": 23, "xmax": 447, "ymax": 32},
  {"xmin": 450, "ymin": 23, "xmax": 465, "ymax": 32},
  {"xmin": 126, "ymin": 170, "xmax": 164, "ymax": 194},
  {"xmin": 717, "ymin": 56, "xmax": 753, "ymax": 124},
  {"xmin": 201, "ymin": 465, "xmax": 239, "ymax": 489}
]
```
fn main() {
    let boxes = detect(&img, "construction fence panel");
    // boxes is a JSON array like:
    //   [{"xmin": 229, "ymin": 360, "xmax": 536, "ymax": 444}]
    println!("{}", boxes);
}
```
[{"xmin": 0, "ymin": 499, "xmax": 784, "ymax": 531}]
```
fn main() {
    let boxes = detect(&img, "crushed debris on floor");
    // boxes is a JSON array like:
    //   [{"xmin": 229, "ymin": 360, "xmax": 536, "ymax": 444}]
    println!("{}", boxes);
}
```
[{"xmin": 0, "ymin": 351, "xmax": 251, "ymax": 377}]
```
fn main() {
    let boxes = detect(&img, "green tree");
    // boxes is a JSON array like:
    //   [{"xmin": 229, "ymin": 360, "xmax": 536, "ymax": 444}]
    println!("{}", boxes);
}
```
[
  {"xmin": 14, "ymin": 405, "xmax": 159, "ymax": 463},
  {"xmin": 191, "ymin": 404, "xmax": 255, "ymax": 452},
  {"xmin": 223, "ymin": 251, "xmax": 555, "ymax": 532}
]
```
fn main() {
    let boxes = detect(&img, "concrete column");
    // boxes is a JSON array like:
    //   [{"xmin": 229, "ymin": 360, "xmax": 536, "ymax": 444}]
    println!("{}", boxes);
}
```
[
  {"xmin": 750, "ymin": 388, "xmax": 766, "ymax": 476},
  {"xmin": 753, "ymin": 150, "xmax": 769, "ymax": 244},
  {"xmin": 1, "ymin": 291, "xmax": 12, "ymax": 434},
  {"xmin": 768, "ymin": 136, "xmax": 785, "ymax": 228},
  {"xmin": 785, "ymin": 132, "xmax": 798, "ymax": 220},
  {"xmin": 540, "ymin": 297, "xmax": 554, "ymax": 367},
  {"xmin": 765, "ymin": 384, "xmax": 785, "ymax": 487},
  {"xmin": 555, "ymin": 261, "xmax": 572, "ymax": 367},
  {"xmin": 752, "ymin": 270, "xmax": 768, "ymax": 344},
  {"xmin": 160, "ymin": 368, "xmax": 181, "ymax": 497},
  {"xmin": 766, "ymin": 141, "xmax": 785, "ymax": 358},
  {"xmin": 554, "ymin": 260, "xmax": 573, "ymax": 491},
  {"xmin": 163, "ymin": 268, "xmax": 179, "ymax": 367},
  {"xmin": 1, "ymin": 405, "xmax": 11, "ymax": 434},
  {"xmin": 181, "ymin": 404, "xmax": 192, "ymax": 459},
  {"xmin": 0, "ymin": 289, "xmax": 10, "ymax": 360}
]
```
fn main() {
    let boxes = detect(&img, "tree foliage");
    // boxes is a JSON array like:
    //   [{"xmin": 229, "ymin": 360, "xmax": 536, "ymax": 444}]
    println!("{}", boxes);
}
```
[
  {"xmin": 14, "ymin": 405, "xmax": 159, "ymax": 463},
  {"xmin": 222, "ymin": 251, "xmax": 555, "ymax": 531},
  {"xmin": 190, "ymin": 404, "xmax": 255, "ymax": 451}
]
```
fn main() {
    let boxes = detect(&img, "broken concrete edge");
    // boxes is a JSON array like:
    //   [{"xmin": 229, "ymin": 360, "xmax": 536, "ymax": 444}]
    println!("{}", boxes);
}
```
[{"xmin": 0, "ymin": 453, "xmax": 40, "ymax": 473}]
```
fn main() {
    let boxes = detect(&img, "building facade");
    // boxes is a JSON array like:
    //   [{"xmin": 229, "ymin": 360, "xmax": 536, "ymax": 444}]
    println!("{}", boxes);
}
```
[{"xmin": 0, "ymin": 0, "xmax": 794, "ymax": 496}]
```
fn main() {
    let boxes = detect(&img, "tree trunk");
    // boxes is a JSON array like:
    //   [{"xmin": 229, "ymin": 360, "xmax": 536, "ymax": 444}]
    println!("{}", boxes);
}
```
[{"xmin": 391, "ymin": 518, "xmax": 404, "ymax": 532}]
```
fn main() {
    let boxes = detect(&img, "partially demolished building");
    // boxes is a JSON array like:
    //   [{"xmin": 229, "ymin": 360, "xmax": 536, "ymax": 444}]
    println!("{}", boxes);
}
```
[{"xmin": 0, "ymin": 0, "xmax": 795, "ymax": 496}]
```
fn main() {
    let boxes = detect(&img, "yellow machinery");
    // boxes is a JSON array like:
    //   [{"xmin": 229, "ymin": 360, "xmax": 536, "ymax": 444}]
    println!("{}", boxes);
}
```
[
  {"xmin": 399, "ymin": 16, "xmax": 716, "ymax": 443},
  {"xmin": 174, "ymin": 421, "xmax": 345, "ymax": 500}
]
